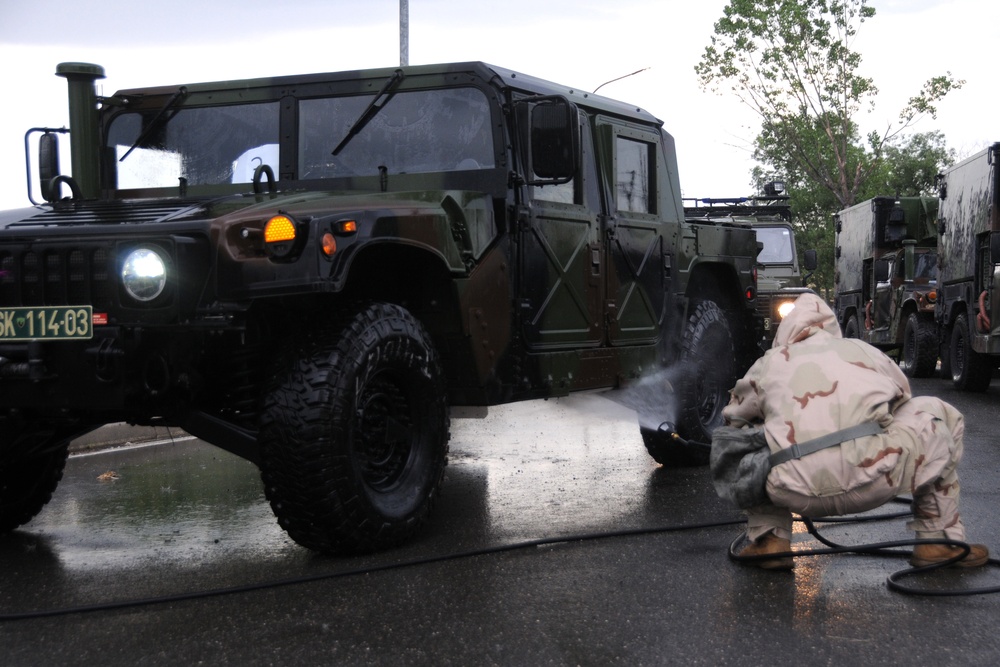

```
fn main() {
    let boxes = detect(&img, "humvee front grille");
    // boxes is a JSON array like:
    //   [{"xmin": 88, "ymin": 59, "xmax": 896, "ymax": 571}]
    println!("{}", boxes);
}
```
[
  {"xmin": 755, "ymin": 293, "xmax": 773, "ymax": 319},
  {"xmin": 0, "ymin": 244, "xmax": 115, "ymax": 308}
]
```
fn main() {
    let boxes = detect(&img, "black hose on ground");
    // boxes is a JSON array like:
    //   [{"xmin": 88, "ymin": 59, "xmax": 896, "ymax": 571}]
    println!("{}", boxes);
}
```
[{"xmin": 2, "ymin": 497, "xmax": 997, "ymax": 622}]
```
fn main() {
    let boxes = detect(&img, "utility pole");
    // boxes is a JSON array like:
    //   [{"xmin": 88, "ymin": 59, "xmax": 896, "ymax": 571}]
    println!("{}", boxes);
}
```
[{"xmin": 400, "ymin": 0, "xmax": 409, "ymax": 67}]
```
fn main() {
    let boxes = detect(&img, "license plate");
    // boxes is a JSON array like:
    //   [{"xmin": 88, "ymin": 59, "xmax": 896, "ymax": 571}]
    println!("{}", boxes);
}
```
[{"xmin": 0, "ymin": 306, "xmax": 94, "ymax": 340}]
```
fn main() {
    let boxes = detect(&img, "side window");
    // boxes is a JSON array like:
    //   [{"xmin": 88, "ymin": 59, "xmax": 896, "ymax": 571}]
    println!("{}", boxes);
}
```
[
  {"xmin": 532, "ymin": 178, "xmax": 575, "ymax": 204},
  {"xmin": 531, "ymin": 112, "xmax": 598, "ymax": 208},
  {"xmin": 615, "ymin": 136, "xmax": 655, "ymax": 214}
]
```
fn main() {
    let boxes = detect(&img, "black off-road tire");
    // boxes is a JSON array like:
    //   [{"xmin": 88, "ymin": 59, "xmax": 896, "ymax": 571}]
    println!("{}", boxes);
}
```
[
  {"xmin": 644, "ymin": 300, "xmax": 733, "ymax": 466},
  {"xmin": 0, "ymin": 435, "xmax": 70, "ymax": 534},
  {"xmin": 900, "ymin": 312, "xmax": 938, "ymax": 378},
  {"xmin": 843, "ymin": 314, "xmax": 861, "ymax": 339},
  {"xmin": 950, "ymin": 313, "xmax": 993, "ymax": 392},
  {"xmin": 258, "ymin": 302, "xmax": 450, "ymax": 554}
]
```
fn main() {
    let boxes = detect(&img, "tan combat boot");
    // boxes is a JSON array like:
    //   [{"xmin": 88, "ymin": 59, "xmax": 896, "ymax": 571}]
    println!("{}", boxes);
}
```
[
  {"xmin": 737, "ymin": 533, "xmax": 794, "ymax": 570},
  {"xmin": 910, "ymin": 543, "xmax": 990, "ymax": 568}
]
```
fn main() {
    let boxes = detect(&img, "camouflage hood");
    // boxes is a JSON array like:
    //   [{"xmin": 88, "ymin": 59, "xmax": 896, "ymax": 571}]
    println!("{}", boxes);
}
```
[{"xmin": 773, "ymin": 292, "xmax": 841, "ymax": 348}]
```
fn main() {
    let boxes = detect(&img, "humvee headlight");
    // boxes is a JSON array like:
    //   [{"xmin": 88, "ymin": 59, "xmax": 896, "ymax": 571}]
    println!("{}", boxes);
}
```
[
  {"xmin": 121, "ymin": 248, "xmax": 167, "ymax": 302},
  {"xmin": 926, "ymin": 290, "xmax": 937, "ymax": 304},
  {"xmin": 776, "ymin": 300, "xmax": 796, "ymax": 320}
]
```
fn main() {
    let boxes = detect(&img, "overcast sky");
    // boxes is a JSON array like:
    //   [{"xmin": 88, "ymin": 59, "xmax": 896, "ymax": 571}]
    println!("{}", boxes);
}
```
[{"xmin": 0, "ymin": 0, "xmax": 995, "ymax": 210}]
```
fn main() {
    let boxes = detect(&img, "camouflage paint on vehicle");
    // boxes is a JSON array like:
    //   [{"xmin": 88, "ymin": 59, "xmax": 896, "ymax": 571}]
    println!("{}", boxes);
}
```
[{"xmin": 1, "ymin": 61, "xmax": 761, "ymax": 550}]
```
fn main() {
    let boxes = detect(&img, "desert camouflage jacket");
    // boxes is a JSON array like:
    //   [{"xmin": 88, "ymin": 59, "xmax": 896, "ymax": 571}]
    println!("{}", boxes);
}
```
[{"xmin": 722, "ymin": 292, "xmax": 916, "ymax": 497}]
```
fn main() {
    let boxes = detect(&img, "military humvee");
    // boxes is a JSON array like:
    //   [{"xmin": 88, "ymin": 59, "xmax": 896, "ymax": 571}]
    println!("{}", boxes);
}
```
[
  {"xmin": 684, "ymin": 182, "xmax": 816, "ymax": 347},
  {"xmin": 1, "ymin": 62, "xmax": 760, "ymax": 553}
]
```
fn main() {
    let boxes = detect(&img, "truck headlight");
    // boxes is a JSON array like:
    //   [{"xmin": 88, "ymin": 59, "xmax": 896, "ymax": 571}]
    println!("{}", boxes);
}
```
[
  {"xmin": 776, "ymin": 300, "xmax": 796, "ymax": 320},
  {"xmin": 121, "ymin": 248, "xmax": 167, "ymax": 302}
]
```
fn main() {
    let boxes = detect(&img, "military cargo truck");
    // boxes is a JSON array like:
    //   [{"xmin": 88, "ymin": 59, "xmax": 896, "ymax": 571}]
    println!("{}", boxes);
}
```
[
  {"xmin": 833, "ymin": 196, "xmax": 939, "ymax": 377},
  {"xmin": 0, "ymin": 62, "xmax": 760, "ymax": 553},
  {"xmin": 684, "ymin": 182, "xmax": 816, "ymax": 347},
  {"xmin": 935, "ymin": 142, "xmax": 1000, "ymax": 391}
]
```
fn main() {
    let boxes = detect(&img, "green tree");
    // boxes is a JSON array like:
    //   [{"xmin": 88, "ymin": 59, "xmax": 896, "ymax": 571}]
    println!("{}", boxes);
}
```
[
  {"xmin": 697, "ymin": 0, "xmax": 963, "ymax": 210},
  {"xmin": 752, "ymin": 126, "xmax": 956, "ymax": 298},
  {"xmin": 872, "ymin": 130, "xmax": 956, "ymax": 198},
  {"xmin": 700, "ymin": 0, "xmax": 962, "ymax": 299}
]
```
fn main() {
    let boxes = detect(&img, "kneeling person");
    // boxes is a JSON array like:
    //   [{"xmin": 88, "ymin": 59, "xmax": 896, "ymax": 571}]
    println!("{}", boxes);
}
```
[{"xmin": 717, "ymin": 292, "xmax": 988, "ymax": 570}]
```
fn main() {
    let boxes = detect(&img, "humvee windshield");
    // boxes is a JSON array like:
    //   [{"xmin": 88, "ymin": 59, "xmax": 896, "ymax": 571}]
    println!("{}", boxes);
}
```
[
  {"xmin": 905, "ymin": 251, "xmax": 938, "ymax": 282},
  {"xmin": 755, "ymin": 226, "xmax": 795, "ymax": 264},
  {"xmin": 106, "ymin": 87, "xmax": 495, "ymax": 190}
]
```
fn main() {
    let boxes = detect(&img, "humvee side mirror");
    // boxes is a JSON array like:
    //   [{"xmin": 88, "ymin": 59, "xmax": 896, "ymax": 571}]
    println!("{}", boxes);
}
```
[
  {"xmin": 991, "ymin": 232, "xmax": 1000, "ymax": 265},
  {"xmin": 38, "ymin": 132, "xmax": 61, "ymax": 202},
  {"xmin": 803, "ymin": 249, "xmax": 818, "ymax": 272},
  {"xmin": 527, "ymin": 98, "xmax": 578, "ymax": 184}
]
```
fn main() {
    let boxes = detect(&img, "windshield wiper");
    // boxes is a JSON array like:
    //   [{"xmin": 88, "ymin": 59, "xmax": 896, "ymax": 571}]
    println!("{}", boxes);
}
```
[
  {"xmin": 119, "ymin": 86, "xmax": 189, "ymax": 162},
  {"xmin": 331, "ymin": 69, "xmax": 405, "ymax": 156}
]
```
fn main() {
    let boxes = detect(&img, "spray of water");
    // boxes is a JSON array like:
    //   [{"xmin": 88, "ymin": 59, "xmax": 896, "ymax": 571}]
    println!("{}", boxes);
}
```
[{"xmin": 602, "ymin": 364, "xmax": 692, "ymax": 433}]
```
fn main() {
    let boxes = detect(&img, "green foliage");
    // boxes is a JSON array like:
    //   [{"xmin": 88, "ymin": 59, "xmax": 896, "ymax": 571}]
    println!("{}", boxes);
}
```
[
  {"xmin": 753, "ymin": 128, "xmax": 954, "ymax": 298},
  {"xmin": 700, "ymin": 0, "xmax": 962, "ymax": 298},
  {"xmin": 871, "ymin": 131, "xmax": 956, "ymax": 197}
]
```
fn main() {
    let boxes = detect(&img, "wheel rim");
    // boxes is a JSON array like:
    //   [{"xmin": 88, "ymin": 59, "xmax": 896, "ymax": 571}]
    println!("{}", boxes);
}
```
[
  {"xmin": 355, "ymin": 371, "xmax": 414, "ymax": 492},
  {"xmin": 695, "ymin": 373, "xmax": 722, "ymax": 424},
  {"xmin": 695, "ymin": 329, "xmax": 731, "ymax": 427}
]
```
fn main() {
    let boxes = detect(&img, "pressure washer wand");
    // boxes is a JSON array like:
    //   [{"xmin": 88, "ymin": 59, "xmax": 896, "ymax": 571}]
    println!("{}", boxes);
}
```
[{"xmin": 655, "ymin": 421, "xmax": 711, "ymax": 450}]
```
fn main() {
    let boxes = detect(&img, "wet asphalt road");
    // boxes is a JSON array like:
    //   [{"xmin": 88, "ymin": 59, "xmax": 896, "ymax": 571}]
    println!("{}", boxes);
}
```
[{"xmin": 3, "ymin": 378, "xmax": 1000, "ymax": 666}]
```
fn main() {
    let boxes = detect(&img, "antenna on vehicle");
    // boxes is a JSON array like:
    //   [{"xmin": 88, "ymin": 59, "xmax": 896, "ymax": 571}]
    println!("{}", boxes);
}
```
[{"xmin": 593, "ymin": 67, "xmax": 650, "ymax": 94}]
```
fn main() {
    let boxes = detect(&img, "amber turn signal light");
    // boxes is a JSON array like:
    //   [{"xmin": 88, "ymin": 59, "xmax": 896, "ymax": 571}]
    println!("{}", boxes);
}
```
[
  {"xmin": 321, "ymin": 232, "xmax": 337, "ymax": 257},
  {"xmin": 264, "ymin": 215, "xmax": 296, "ymax": 243}
]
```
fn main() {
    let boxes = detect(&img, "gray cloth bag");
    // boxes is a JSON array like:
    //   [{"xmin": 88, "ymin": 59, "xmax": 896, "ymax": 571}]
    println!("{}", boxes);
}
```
[{"xmin": 709, "ymin": 425, "xmax": 771, "ymax": 509}]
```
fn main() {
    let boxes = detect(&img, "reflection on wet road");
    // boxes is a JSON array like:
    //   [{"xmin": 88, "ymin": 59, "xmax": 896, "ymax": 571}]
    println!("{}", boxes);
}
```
[{"xmin": 3, "ymin": 382, "xmax": 1000, "ymax": 665}]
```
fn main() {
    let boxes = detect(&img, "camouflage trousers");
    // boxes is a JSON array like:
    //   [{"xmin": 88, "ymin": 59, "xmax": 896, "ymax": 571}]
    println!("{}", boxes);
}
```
[{"xmin": 746, "ymin": 396, "xmax": 966, "ymax": 542}]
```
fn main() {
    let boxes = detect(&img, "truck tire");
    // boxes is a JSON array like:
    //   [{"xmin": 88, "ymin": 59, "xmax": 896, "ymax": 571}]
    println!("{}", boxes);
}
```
[
  {"xmin": 258, "ymin": 302, "xmax": 449, "ymax": 554},
  {"xmin": 949, "ymin": 313, "xmax": 993, "ymax": 392},
  {"xmin": 843, "ymin": 314, "xmax": 861, "ymax": 339},
  {"xmin": 0, "ymin": 434, "xmax": 70, "ymax": 534},
  {"xmin": 647, "ymin": 300, "xmax": 733, "ymax": 464},
  {"xmin": 900, "ymin": 313, "xmax": 938, "ymax": 378}
]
